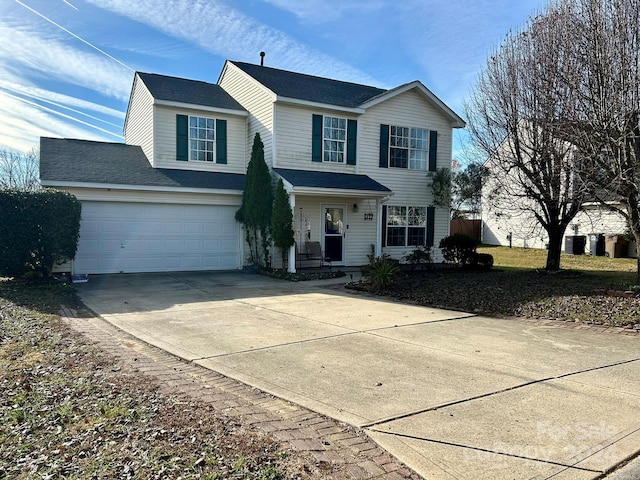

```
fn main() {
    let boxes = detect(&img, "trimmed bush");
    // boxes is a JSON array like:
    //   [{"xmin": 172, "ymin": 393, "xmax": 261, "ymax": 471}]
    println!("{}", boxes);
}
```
[
  {"xmin": 361, "ymin": 253, "xmax": 400, "ymax": 293},
  {"xmin": 439, "ymin": 233, "xmax": 479, "ymax": 265},
  {"xmin": 471, "ymin": 252, "xmax": 494, "ymax": 270},
  {"xmin": 0, "ymin": 189, "xmax": 81, "ymax": 277},
  {"xmin": 402, "ymin": 245, "xmax": 433, "ymax": 271}
]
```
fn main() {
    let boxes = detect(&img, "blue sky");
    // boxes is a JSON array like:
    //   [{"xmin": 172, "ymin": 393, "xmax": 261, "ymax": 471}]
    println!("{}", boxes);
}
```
[{"xmin": 0, "ymin": 0, "xmax": 545, "ymax": 158}]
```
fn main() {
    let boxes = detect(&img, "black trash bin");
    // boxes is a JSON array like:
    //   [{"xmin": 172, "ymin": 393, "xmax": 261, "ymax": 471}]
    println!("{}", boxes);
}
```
[
  {"xmin": 589, "ymin": 234, "xmax": 605, "ymax": 256},
  {"xmin": 565, "ymin": 235, "xmax": 586, "ymax": 255}
]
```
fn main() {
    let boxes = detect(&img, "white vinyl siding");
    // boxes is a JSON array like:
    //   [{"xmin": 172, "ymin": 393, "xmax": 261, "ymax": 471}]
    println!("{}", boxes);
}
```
[
  {"xmin": 124, "ymin": 76, "xmax": 155, "ymax": 165},
  {"xmin": 218, "ymin": 62, "xmax": 275, "ymax": 167},
  {"xmin": 153, "ymin": 106, "xmax": 245, "ymax": 173},
  {"xmin": 274, "ymin": 104, "xmax": 358, "ymax": 173},
  {"xmin": 357, "ymin": 90, "xmax": 453, "ymax": 261}
]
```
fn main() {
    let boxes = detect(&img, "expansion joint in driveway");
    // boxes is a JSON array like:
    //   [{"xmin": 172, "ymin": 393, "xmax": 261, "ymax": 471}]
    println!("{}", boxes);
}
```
[
  {"xmin": 361, "ymin": 356, "xmax": 640, "ymax": 429},
  {"xmin": 191, "ymin": 331, "xmax": 360, "ymax": 360},
  {"xmin": 363, "ymin": 429, "xmax": 604, "ymax": 474}
]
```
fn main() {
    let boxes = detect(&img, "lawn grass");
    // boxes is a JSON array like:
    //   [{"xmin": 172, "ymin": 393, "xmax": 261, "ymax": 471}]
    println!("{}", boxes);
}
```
[
  {"xmin": 0, "ymin": 279, "xmax": 311, "ymax": 479},
  {"xmin": 478, "ymin": 244, "xmax": 638, "ymax": 273}
]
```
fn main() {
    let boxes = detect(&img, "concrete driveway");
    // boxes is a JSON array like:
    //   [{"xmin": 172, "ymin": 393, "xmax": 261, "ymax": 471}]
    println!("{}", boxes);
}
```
[{"xmin": 75, "ymin": 271, "xmax": 640, "ymax": 479}]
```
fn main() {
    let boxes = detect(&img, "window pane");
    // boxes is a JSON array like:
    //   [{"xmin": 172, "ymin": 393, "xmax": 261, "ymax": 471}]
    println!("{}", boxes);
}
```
[
  {"xmin": 390, "ymin": 126, "xmax": 409, "ymax": 148},
  {"xmin": 387, "ymin": 206, "xmax": 406, "ymax": 226},
  {"xmin": 410, "ymin": 151, "xmax": 427, "ymax": 170},
  {"xmin": 408, "ymin": 227, "xmax": 426, "ymax": 246},
  {"xmin": 387, "ymin": 227, "xmax": 406, "ymax": 246},
  {"xmin": 410, "ymin": 128, "xmax": 428, "ymax": 149},
  {"xmin": 390, "ymin": 148, "xmax": 408, "ymax": 168},
  {"xmin": 408, "ymin": 207, "xmax": 426, "ymax": 226}
]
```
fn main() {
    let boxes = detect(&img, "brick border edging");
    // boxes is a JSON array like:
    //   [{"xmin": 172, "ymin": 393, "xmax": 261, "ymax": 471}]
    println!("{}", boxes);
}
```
[{"xmin": 60, "ymin": 305, "xmax": 422, "ymax": 480}]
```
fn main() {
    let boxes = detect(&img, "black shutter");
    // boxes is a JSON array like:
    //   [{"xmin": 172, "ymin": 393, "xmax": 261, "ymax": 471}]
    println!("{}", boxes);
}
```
[
  {"xmin": 381, "ymin": 205, "xmax": 387, "ymax": 247},
  {"xmin": 312, "ymin": 114, "xmax": 323, "ymax": 162},
  {"xmin": 176, "ymin": 114, "xmax": 188, "ymax": 161},
  {"xmin": 346, "ymin": 119, "xmax": 357, "ymax": 165},
  {"xmin": 216, "ymin": 119, "xmax": 227, "ymax": 164},
  {"xmin": 428, "ymin": 130, "xmax": 438, "ymax": 171},
  {"xmin": 379, "ymin": 124, "xmax": 389, "ymax": 168},
  {"xmin": 426, "ymin": 206, "xmax": 435, "ymax": 247}
]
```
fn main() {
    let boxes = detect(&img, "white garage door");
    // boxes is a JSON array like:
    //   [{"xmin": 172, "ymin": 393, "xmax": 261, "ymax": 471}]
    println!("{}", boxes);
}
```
[{"xmin": 74, "ymin": 202, "xmax": 241, "ymax": 274}]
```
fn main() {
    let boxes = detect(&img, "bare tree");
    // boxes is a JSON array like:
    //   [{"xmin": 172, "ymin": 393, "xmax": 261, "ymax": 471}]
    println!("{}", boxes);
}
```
[
  {"xmin": 466, "ymin": 9, "xmax": 586, "ymax": 271},
  {"xmin": 555, "ymin": 0, "xmax": 640, "ymax": 281},
  {"xmin": 0, "ymin": 147, "xmax": 40, "ymax": 191}
]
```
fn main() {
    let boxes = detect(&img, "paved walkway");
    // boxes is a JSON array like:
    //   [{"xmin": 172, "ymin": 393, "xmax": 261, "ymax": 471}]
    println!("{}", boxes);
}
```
[{"xmin": 71, "ymin": 271, "xmax": 640, "ymax": 479}]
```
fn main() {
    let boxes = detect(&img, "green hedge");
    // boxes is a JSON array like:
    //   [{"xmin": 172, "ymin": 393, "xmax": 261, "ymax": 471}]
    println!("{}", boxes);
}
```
[
  {"xmin": 439, "ymin": 233, "xmax": 480, "ymax": 265},
  {"xmin": 0, "ymin": 189, "xmax": 81, "ymax": 277}
]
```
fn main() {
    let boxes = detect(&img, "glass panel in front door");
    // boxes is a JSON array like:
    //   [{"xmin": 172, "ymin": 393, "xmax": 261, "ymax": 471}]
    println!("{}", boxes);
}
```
[{"xmin": 324, "ymin": 207, "xmax": 343, "ymax": 262}]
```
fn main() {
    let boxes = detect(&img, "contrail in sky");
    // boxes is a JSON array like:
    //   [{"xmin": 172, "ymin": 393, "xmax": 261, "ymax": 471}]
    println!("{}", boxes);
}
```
[
  {"xmin": 14, "ymin": 0, "xmax": 134, "ymax": 72},
  {"xmin": 62, "ymin": 0, "xmax": 79, "ymax": 10}
]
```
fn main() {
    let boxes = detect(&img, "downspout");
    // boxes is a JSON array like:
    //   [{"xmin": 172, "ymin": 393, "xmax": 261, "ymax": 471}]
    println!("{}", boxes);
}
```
[{"xmin": 374, "ymin": 195, "xmax": 393, "ymax": 257}]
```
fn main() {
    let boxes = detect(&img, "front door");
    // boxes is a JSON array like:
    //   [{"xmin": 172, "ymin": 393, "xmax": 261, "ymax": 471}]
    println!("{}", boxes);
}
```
[{"xmin": 323, "ymin": 206, "xmax": 344, "ymax": 262}]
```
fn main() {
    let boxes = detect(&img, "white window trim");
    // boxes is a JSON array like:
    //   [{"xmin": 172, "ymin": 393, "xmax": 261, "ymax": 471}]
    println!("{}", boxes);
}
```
[
  {"xmin": 389, "ymin": 126, "xmax": 429, "ymax": 170},
  {"xmin": 386, "ymin": 205, "xmax": 427, "ymax": 247},
  {"xmin": 189, "ymin": 115, "xmax": 216, "ymax": 162},
  {"xmin": 323, "ymin": 115, "xmax": 347, "ymax": 163}
]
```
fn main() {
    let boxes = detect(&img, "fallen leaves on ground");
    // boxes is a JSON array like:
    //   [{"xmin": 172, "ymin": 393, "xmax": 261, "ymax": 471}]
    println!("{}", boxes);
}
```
[
  {"xmin": 0, "ymin": 281, "xmax": 313, "ymax": 480},
  {"xmin": 372, "ymin": 268, "xmax": 640, "ymax": 327}
]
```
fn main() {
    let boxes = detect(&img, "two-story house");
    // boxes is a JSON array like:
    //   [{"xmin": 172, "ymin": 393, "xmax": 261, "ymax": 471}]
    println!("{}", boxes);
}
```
[{"xmin": 39, "ymin": 60, "xmax": 465, "ymax": 275}]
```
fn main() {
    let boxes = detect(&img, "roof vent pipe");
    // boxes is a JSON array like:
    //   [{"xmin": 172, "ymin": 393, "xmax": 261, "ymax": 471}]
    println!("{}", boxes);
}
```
[{"xmin": 260, "ymin": 51, "xmax": 265, "ymax": 66}]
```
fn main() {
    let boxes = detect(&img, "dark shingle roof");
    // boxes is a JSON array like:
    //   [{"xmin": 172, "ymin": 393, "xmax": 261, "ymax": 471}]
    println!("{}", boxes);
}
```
[
  {"xmin": 137, "ymin": 72, "xmax": 246, "ymax": 111},
  {"xmin": 40, "ymin": 138, "xmax": 245, "ymax": 191},
  {"xmin": 230, "ymin": 61, "xmax": 387, "ymax": 108},
  {"xmin": 273, "ymin": 168, "xmax": 391, "ymax": 193}
]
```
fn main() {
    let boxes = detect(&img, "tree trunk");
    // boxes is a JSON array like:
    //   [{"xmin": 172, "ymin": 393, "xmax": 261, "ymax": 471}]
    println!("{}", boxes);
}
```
[
  {"xmin": 632, "ymin": 230, "xmax": 640, "ymax": 285},
  {"xmin": 545, "ymin": 227, "xmax": 565, "ymax": 271}
]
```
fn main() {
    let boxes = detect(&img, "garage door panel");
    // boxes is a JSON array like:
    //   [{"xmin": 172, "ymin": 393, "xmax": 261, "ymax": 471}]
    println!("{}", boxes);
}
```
[{"xmin": 74, "ymin": 201, "xmax": 241, "ymax": 274}]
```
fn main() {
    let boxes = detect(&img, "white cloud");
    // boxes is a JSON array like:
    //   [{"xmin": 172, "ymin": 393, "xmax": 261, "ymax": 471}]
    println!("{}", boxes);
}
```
[
  {"xmin": 0, "ymin": 80, "xmax": 125, "ymax": 120},
  {"xmin": 0, "ymin": 21, "xmax": 132, "ymax": 102},
  {"xmin": 0, "ymin": 92, "xmax": 117, "ymax": 152},
  {"xmin": 85, "ymin": 0, "xmax": 381, "ymax": 85},
  {"xmin": 261, "ymin": 0, "xmax": 386, "ymax": 23}
]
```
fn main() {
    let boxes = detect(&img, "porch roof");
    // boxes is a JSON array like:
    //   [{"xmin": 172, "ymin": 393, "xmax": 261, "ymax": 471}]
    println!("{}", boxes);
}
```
[{"xmin": 273, "ymin": 168, "xmax": 392, "ymax": 197}]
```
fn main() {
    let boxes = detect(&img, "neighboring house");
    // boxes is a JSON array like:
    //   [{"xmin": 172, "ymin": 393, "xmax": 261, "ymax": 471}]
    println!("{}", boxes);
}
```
[
  {"xmin": 40, "ymin": 61, "xmax": 465, "ymax": 275},
  {"xmin": 481, "ymin": 131, "xmax": 637, "ymax": 256},
  {"xmin": 483, "ymin": 201, "xmax": 636, "ymax": 256}
]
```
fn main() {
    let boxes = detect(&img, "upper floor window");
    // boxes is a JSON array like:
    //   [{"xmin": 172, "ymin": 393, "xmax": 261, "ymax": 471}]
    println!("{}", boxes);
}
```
[
  {"xmin": 312, "ymin": 114, "xmax": 357, "ymax": 165},
  {"xmin": 190, "ymin": 116, "xmax": 215, "ymax": 162},
  {"xmin": 176, "ymin": 114, "xmax": 227, "ymax": 164},
  {"xmin": 323, "ymin": 116, "xmax": 347, "ymax": 163},
  {"xmin": 380, "ymin": 124, "xmax": 437, "ymax": 171},
  {"xmin": 389, "ymin": 126, "xmax": 429, "ymax": 170}
]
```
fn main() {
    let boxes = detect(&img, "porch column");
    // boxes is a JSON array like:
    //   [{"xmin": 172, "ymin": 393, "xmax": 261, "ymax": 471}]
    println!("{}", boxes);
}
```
[
  {"xmin": 375, "ymin": 199, "xmax": 383, "ymax": 257},
  {"xmin": 288, "ymin": 193, "xmax": 297, "ymax": 273}
]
